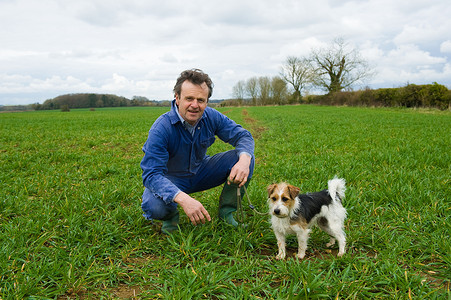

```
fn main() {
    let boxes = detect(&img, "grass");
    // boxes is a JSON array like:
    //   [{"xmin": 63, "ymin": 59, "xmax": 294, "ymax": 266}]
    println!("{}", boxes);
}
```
[{"xmin": 0, "ymin": 105, "xmax": 450, "ymax": 299}]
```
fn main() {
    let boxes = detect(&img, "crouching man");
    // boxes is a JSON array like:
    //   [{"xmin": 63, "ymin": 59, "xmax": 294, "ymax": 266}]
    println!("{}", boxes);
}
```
[{"xmin": 140, "ymin": 69, "xmax": 255, "ymax": 234}]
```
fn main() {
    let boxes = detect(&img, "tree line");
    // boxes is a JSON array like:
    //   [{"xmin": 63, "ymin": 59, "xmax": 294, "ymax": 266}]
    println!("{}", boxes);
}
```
[
  {"xmin": 224, "ymin": 38, "xmax": 450, "ymax": 110},
  {"xmin": 222, "ymin": 82, "xmax": 450, "ymax": 110},
  {"xmin": 228, "ymin": 38, "xmax": 374, "ymax": 104},
  {"xmin": 30, "ymin": 94, "xmax": 171, "ymax": 110},
  {"xmin": 230, "ymin": 76, "xmax": 291, "ymax": 106},
  {"xmin": 312, "ymin": 83, "xmax": 450, "ymax": 110}
]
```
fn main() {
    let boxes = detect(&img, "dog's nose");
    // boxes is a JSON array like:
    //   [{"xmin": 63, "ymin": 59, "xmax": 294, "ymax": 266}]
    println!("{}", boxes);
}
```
[{"xmin": 274, "ymin": 208, "xmax": 280, "ymax": 215}]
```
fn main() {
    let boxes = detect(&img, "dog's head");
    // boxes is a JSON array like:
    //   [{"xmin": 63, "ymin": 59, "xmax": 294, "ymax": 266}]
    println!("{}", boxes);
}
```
[{"xmin": 267, "ymin": 182, "xmax": 300, "ymax": 218}]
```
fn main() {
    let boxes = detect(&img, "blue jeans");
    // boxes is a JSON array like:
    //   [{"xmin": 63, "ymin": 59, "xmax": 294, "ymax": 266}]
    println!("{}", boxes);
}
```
[{"xmin": 141, "ymin": 150, "xmax": 255, "ymax": 220}]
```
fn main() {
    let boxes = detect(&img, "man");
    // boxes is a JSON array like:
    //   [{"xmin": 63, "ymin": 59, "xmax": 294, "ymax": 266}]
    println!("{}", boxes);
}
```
[{"xmin": 140, "ymin": 69, "xmax": 255, "ymax": 233}]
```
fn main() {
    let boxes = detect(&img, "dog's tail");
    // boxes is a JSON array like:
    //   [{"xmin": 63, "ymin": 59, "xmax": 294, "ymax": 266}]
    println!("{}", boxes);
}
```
[{"xmin": 328, "ymin": 177, "xmax": 346, "ymax": 202}]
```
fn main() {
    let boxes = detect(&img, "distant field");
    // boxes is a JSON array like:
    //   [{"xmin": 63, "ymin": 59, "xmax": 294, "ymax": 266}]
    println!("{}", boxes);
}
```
[{"xmin": 1, "ymin": 106, "xmax": 449, "ymax": 298}]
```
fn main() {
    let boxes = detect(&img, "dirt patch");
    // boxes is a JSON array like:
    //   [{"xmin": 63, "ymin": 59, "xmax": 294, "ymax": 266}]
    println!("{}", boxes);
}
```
[
  {"xmin": 242, "ymin": 109, "xmax": 266, "ymax": 139},
  {"xmin": 111, "ymin": 284, "xmax": 145, "ymax": 299},
  {"xmin": 258, "ymin": 247, "xmax": 341, "ymax": 260},
  {"xmin": 401, "ymin": 261, "xmax": 450, "ymax": 292},
  {"xmin": 124, "ymin": 254, "xmax": 160, "ymax": 265},
  {"xmin": 257, "ymin": 245, "xmax": 379, "ymax": 260},
  {"xmin": 58, "ymin": 284, "xmax": 151, "ymax": 299},
  {"xmin": 258, "ymin": 246, "xmax": 449, "ymax": 291}
]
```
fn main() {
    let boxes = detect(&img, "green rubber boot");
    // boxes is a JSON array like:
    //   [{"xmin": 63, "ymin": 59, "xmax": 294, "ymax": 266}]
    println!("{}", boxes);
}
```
[
  {"xmin": 218, "ymin": 180, "xmax": 250, "ymax": 226},
  {"xmin": 161, "ymin": 210, "xmax": 180, "ymax": 235}
]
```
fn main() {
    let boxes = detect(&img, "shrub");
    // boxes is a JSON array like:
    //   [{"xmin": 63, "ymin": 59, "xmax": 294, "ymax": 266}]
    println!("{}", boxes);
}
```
[
  {"xmin": 307, "ymin": 83, "xmax": 450, "ymax": 110},
  {"xmin": 425, "ymin": 82, "xmax": 450, "ymax": 109}
]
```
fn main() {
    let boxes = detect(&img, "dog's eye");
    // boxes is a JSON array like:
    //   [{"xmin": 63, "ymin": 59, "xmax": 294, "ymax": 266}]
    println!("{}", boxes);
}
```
[
  {"xmin": 271, "ymin": 197, "xmax": 277, "ymax": 202},
  {"xmin": 282, "ymin": 197, "xmax": 289, "ymax": 202}
]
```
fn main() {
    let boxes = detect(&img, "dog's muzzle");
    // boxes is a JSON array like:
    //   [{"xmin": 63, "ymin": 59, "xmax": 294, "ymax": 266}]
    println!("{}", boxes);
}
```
[{"xmin": 272, "ymin": 208, "xmax": 287, "ymax": 218}]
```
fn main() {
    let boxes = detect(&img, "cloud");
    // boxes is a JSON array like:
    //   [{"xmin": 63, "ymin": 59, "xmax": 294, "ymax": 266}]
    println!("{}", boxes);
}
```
[
  {"xmin": 440, "ymin": 41, "xmax": 451, "ymax": 54},
  {"xmin": 1, "ymin": 0, "xmax": 451, "ymax": 105},
  {"xmin": 387, "ymin": 45, "xmax": 446, "ymax": 67},
  {"xmin": 0, "ymin": 74, "xmax": 90, "ymax": 94},
  {"xmin": 369, "ymin": 44, "xmax": 450, "ymax": 87}
]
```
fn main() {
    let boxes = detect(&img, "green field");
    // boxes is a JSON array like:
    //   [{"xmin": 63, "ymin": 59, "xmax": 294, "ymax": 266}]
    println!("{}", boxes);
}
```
[{"xmin": 1, "ymin": 105, "xmax": 450, "ymax": 299}]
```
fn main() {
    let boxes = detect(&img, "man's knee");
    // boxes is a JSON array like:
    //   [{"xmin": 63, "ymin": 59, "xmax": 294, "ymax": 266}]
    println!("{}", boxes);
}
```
[{"xmin": 141, "ymin": 188, "xmax": 177, "ymax": 220}]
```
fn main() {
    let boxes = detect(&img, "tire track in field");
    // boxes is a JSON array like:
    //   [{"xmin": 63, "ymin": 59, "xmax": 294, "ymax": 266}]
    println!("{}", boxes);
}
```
[
  {"xmin": 241, "ymin": 109, "xmax": 266, "ymax": 140},
  {"xmin": 241, "ymin": 109, "xmax": 268, "ymax": 168}
]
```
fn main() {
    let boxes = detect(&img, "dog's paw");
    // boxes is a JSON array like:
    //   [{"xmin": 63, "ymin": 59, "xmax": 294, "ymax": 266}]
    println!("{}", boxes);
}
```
[
  {"xmin": 276, "ymin": 254, "xmax": 286, "ymax": 260},
  {"xmin": 326, "ymin": 238, "xmax": 336, "ymax": 248},
  {"xmin": 337, "ymin": 251, "xmax": 345, "ymax": 257},
  {"xmin": 276, "ymin": 252, "xmax": 286, "ymax": 260},
  {"xmin": 295, "ymin": 252, "xmax": 306, "ymax": 259}
]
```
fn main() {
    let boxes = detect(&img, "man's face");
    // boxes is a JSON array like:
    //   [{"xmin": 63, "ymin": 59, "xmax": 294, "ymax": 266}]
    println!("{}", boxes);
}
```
[{"xmin": 175, "ymin": 80, "xmax": 209, "ymax": 125}]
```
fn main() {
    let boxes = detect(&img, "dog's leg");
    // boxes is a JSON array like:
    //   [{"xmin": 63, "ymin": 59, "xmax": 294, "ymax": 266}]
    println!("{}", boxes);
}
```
[
  {"xmin": 335, "ymin": 230, "xmax": 346, "ymax": 257},
  {"xmin": 327, "ymin": 224, "xmax": 346, "ymax": 257},
  {"xmin": 274, "ymin": 230, "xmax": 286, "ymax": 260},
  {"xmin": 326, "ymin": 237, "xmax": 336, "ymax": 248},
  {"xmin": 318, "ymin": 217, "xmax": 337, "ymax": 248},
  {"xmin": 295, "ymin": 228, "xmax": 310, "ymax": 259}
]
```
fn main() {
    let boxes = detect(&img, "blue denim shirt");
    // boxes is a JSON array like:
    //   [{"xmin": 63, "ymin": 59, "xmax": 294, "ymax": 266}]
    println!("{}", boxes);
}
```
[{"xmin": 141, "ymin": 100, "xmax": 255, "ymax": 204}]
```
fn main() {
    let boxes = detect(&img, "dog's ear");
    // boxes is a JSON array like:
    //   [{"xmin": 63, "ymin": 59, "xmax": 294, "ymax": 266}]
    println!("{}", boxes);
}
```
[
  {"xmin": 267, "ymin": 184, "xmax": 277, "ymax": 196},
  {"xmin": 287, "ymin": 185, "xmax": 300, "ymax": 199}
]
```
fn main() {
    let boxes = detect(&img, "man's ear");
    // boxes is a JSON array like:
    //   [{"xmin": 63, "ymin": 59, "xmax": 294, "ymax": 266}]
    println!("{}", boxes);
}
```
[{"xmin": 175, "ymin": 93, "xmax": 180, "ymax": 105}]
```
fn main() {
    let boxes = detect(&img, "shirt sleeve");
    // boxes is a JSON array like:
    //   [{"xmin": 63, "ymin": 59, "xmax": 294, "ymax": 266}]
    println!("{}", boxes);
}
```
[{"xmin": 140, "ymin": 128, "xmax": 181, "ymax": 204}]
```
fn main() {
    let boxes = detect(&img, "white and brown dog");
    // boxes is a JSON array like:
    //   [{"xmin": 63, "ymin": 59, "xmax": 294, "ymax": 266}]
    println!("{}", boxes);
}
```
[{"xmin": 267, "ymin": 177, "xmax": 347, "ymax": 260}]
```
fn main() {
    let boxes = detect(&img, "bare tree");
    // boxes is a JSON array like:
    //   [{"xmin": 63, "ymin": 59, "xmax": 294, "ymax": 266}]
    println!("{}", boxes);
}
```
[
  {"xmin": 309, "ymin": 38, "xmax": 374, "ymax": 93},
  {"xmin": 280, "ymin": 56, "xmax": 313, "ymax": 102},
  {"xmin": 271, "ymin": 76, "xmax": 288, "ymax": 105},
  {"xmin": 232, "ymin": 80, "xmax": 246, "ymax": 105},
  {"xmin": 246, "ymin": 77, "xmax": 259, "ymax": 106},
  {"xmin": 258, "ymin": 76, "xmax": 272, "ymax": 105}
]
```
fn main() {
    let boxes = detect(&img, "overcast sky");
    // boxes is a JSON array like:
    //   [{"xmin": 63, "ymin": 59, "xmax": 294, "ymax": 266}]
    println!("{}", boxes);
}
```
[{"xmin": 1, "ymin": 0, "xmax": 450, "ymax": 105}]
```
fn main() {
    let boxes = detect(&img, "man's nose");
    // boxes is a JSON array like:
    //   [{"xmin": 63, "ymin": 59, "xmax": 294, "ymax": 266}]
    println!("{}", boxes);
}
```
[{"xmin": 190, "ymin": 99, "xmax": 199, "ymax": 107}]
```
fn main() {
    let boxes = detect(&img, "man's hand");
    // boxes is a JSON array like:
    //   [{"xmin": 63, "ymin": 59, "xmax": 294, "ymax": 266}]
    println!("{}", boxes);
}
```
[
  {"xmin": 228, "ymin": 153, "xmax": 252, "ymax": 187},
  {"xmin": 173, "ymin": 192, "xmax": 211, "ymax": 225}
]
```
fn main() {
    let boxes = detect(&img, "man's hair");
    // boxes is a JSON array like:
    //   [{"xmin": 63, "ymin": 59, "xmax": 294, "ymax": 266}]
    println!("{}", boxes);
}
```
[{"xmin": 173, "ymin": 69, "xmax": 214, "ymax": 99}]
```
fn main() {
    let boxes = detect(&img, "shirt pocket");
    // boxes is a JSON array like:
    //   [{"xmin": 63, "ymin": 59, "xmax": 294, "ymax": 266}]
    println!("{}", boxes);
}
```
[{"xmin": 195, "ymin": 136, "xmax": 216, "ymax": 160}]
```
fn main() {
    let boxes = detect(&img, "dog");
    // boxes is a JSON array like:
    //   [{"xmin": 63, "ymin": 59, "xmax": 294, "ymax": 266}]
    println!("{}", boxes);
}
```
[{"xmin": 267, "ymin": 177, "xmax": 347, "ymax": 260}]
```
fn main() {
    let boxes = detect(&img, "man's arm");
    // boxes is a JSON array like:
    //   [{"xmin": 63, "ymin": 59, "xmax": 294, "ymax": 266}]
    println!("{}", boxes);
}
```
[
  {"xmin": 211, "ymin": 108, "xmax": 255, "ymax": 159},
  {"xmin": 211, "ymin": 110, "xmax": 254, "ymax": 187},
  {"xmin": 141, "ymin": 126, "xmax": 182, "ymax": 205},
  {"xmin": 142, "ymin": 130, "xmax": 212, "ymax": 225}
]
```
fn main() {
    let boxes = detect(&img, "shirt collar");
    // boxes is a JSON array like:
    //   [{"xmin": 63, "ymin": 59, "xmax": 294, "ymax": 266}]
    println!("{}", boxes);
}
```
[{"xmin": 174, "ymin": 102, "xmax": 186, "ymax": 124}]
